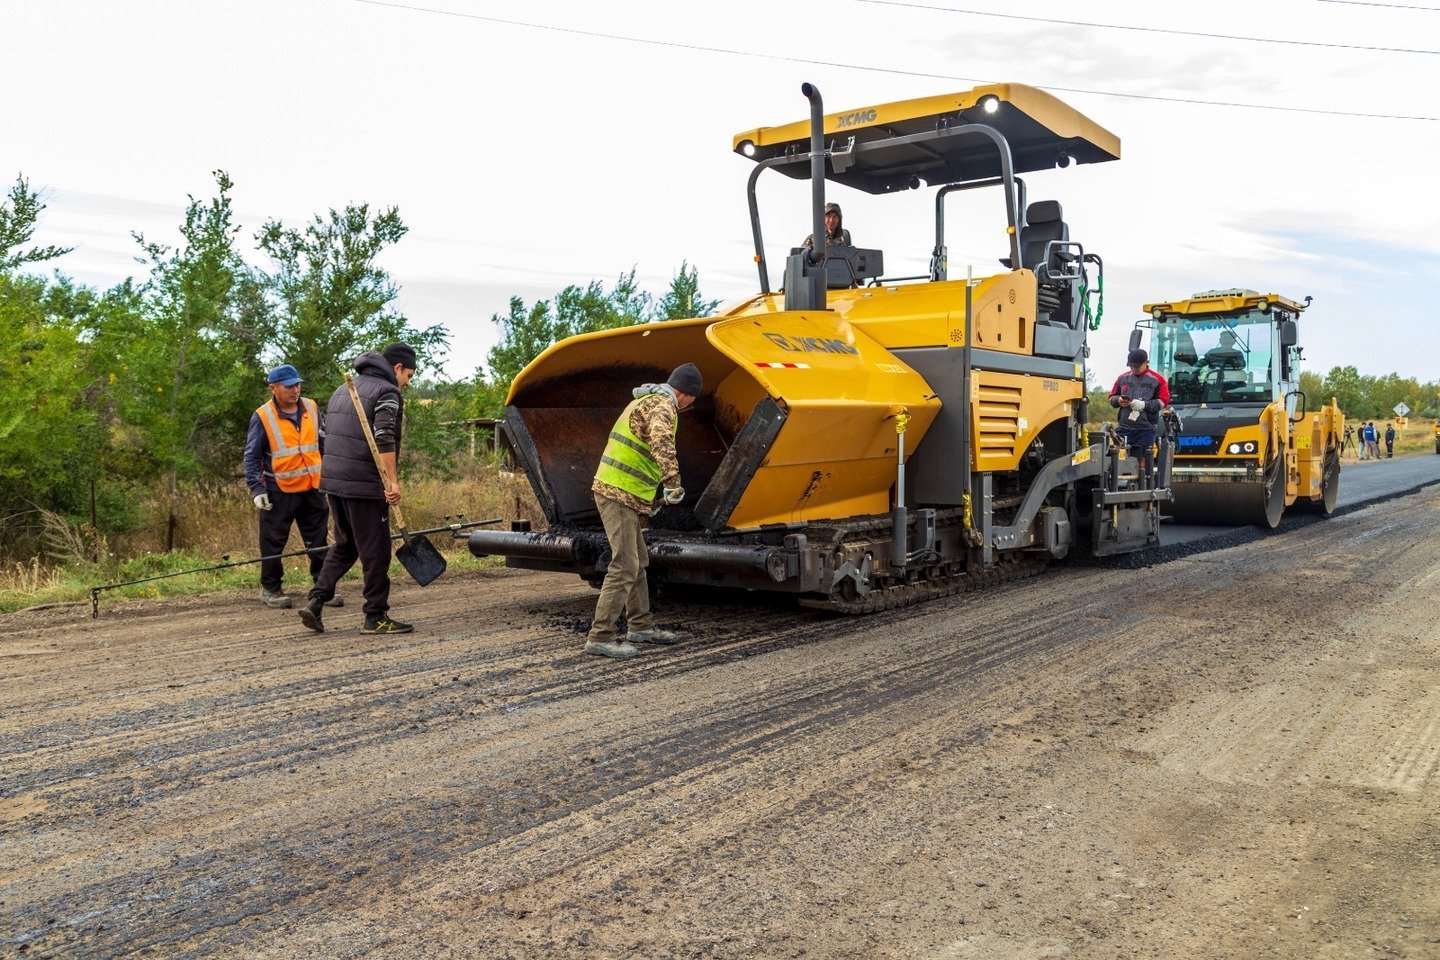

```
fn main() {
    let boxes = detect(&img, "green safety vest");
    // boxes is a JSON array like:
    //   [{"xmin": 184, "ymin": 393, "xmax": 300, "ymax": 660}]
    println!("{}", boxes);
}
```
[{"xmin": 594, "ymin": 395, "xmax": 677, "ymax": 500}]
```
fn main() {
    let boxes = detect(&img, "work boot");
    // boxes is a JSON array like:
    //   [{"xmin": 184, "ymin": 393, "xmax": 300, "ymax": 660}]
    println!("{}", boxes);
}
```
[
  {"xmin": 362, "ymin": 616, "xmax": 414, "ymax": 634},
  {"xmin": 298, "ymin": 599, "xmax": 325, "ymax": 633},
  {"xmin": 324, "ymin": 595, "xmax": 345, "ymax": 608},
  {"xmin": 260, "ymin": 589, "xmax": 292, "ymax": 609},
  {"xmin": 584, "ymin": 639, "xmax": 639, "ymax": 660},
  {"xmin": 627, "ymin": 628, "xmax": 680, "ymax": 645}
]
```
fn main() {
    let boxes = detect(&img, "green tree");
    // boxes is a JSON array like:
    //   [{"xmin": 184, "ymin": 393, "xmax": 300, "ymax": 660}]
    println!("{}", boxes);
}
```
[
  {"xmin": 0, "ymin": 175, "xmax": 72, "ymax": 271},
  {"xmin": 0, "ymin": 178, "xmax": 103, "ymax": 556},
  {"xmin": 477, "ymin": 269, "xmax": 655, "ymax": 415},
  {"xmin": 0, "ymin": 276, "xmax": 96, "ymax": 525},
  {"xmin": 123, "ymin": 170, "xmax": 269, "ymax": 548},
  {"xmin": 257, "ymin": 203, "xmax": 447, "ymax": 400},
  {"xmin": 1320, "ymin": 365, "xmax": 1366, "ymax": 420},
  {"xmin": 476, "ymin": 265, "xmax": 728, "ymax": 415},
  {"xmin": 654, "ymin": 260, "xmax": 720, "ymax": 320}
]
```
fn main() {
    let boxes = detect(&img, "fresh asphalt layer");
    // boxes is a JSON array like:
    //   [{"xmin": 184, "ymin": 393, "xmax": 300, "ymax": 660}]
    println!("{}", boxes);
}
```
[{"xmin": 1160, "ymin": 453, "xmax": 1440, "ymax": 547}]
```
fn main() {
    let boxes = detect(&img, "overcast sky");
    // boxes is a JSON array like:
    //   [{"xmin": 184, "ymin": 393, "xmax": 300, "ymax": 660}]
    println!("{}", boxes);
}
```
[{"xmin": 4, "ymin": 0, "xmax": 1438, "ymax": 383}]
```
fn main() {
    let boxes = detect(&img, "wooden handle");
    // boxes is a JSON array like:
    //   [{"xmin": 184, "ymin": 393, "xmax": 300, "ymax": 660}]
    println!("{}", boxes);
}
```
[{"xmin": 344, "ymin": 372, "xmax": 406, "ymax": 530}]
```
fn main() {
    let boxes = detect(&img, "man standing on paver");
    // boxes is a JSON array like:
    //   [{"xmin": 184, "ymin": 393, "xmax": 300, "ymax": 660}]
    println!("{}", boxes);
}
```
[
  {"xmin": 1109, "ymin": 348, "xmax": 1170, "ymax": 485},
  {"xmin": 584, "ymin": 363, "xmax": 703, "ymax": 660}
]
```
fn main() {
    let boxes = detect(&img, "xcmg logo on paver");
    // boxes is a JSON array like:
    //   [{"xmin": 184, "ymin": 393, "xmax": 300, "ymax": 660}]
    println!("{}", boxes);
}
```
[
  {"xmin": 763, "ymin": 332, "xmax": 860, "ymax": 355},
  {"xmin": 834, "ymin": 109, "xmax": 878, "ymax": 128}
]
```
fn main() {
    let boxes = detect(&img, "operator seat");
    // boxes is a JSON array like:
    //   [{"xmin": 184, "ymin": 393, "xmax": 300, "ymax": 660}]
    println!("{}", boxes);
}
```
[
  {"xmin": 1020, "ymin": 200, "xmax": 1076, "ymax": 328},
  {"xmin": 1020, "ymin": 200, "xmax": 1068, "ymax": 272}
]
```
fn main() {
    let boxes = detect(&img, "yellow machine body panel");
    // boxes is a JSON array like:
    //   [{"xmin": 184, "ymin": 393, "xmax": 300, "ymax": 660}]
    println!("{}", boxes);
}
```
[
  {"xmin": 724, "ymin": 272, "xmax": 1043, "ymax": 356},
  {"xmin": 704, "ymin": 312, "xmax": 941, "ymax": 527},
  {"xmin": 1143, "ymin": 290, "xmax": 1307, "ymax": 319},
  {"xmin": 971, "ymin": 370, "xmax": 1084, "ymax": 472}
]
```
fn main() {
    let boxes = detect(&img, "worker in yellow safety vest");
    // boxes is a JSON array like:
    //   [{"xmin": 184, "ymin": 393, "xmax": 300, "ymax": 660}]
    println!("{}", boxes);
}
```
[
  {"xmin": 585, "ymin": 363, "xmax": 703, "ymax": 660},
  {"xmin": 243, "ymin": 364, "xmax": 339, "ymax": 610}
]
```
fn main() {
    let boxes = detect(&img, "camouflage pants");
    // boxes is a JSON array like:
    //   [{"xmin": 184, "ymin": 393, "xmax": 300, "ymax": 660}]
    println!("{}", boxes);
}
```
[{"xmin": 588, "ymin": 495, "xmax": 653, "ymax": 642}]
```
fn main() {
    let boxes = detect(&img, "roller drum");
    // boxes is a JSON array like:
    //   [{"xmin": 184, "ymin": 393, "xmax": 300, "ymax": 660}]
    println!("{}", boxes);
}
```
[{"xmin": 1166, "ymin": 459, "xmax": 1284, "ymax": 529}]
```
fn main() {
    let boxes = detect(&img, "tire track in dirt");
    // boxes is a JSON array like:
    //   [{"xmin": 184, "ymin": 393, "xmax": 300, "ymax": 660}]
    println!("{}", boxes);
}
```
[
  {"xmin": 2, "ymin": 574, "xmax": 1145, "ymax": 955},
  {"xmin": 3, "ymin": 491, "xmax": 1438, "ymax": 956}
]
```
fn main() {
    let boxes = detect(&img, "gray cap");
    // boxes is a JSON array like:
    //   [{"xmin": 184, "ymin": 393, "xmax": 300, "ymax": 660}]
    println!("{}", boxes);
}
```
[
  {"xmin": 667, "ymin": 363, "xmax": 703, "ymax": 397},
  {"xmin": 1127, "ymin": 348, "xmax": 1148, "ymax": 365}
]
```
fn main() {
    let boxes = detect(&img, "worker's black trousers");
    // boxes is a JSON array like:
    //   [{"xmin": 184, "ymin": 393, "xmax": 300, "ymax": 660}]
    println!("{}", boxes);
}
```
[
  {"xmin": 1118, "ymin": 427, "xmax": 1157, "ymax": 487},
  {"xmin": 258, "ymin": 488, "xmax": 329, "ymax": 593},
  {"xmin": 308, "ymin": 496, "xmax": 392, "ymax": 617}
]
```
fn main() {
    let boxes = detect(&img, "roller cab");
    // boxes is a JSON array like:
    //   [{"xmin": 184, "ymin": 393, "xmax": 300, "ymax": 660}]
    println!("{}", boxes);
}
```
[{"xmin": 1135, "ymin": 289, "xmax": 1341, "ymax": 528}]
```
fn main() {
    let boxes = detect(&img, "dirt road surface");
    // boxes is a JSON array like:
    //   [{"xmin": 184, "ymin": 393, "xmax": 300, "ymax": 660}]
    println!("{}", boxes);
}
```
[{"xmin": 4, "ymin": 486, "xmax": 1439, "ymax": 958}]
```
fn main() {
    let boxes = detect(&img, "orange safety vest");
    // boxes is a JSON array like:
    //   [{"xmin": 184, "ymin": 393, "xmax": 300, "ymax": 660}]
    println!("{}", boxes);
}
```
[{"xmin": 256, "ymin": 397, "xmax": 322, "ymax": 492}]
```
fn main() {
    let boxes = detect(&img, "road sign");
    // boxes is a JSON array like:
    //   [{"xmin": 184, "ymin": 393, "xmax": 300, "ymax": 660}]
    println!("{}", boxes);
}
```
[{"xmin": 1394, "ymin": 402, "xmax": 1411, "ymax": 416}]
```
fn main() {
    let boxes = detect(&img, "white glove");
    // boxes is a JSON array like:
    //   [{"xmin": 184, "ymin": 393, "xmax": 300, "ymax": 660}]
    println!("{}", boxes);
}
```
[
  {"xmin": 1128, "ymin": 398, "xmax": 1146, "ymax": 413},
  {"xmin": 253, "ymin": 493, "xmax": 273, "ymax": 511},
  {"xmin": 662, "ymin": 486, "xmax": 685, "ymax": 505}
]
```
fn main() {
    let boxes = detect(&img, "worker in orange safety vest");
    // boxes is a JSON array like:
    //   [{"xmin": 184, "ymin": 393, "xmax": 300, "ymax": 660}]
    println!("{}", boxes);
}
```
[{"xmin": 243, "ymin": 364, "xmax": 339, "ymax": 610}]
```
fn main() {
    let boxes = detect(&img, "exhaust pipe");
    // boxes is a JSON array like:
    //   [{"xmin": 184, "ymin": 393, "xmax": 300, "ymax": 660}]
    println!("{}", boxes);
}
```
[{"xmin": 801, "ymin": 82, "xmax": 827, "ymax": 267}]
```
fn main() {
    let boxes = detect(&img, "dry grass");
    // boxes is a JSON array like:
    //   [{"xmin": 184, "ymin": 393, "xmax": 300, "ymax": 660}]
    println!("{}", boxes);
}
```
[
  {"xmin": 0, "ymin": 559, "xmax": 59, "ymax": 594},
  {"xmin": 101, "ymin": 467, "xmax": 543, "ymax": 561},
  {"xmin": 0, "ymin": 467, "xmax": 540, "ymax": 613}
]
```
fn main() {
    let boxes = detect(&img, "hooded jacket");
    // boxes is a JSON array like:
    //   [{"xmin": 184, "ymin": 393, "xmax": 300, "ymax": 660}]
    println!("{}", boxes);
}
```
[
  {"xmin": 319, "ymin": 351, "xmax": 404, "ymax": 500},
  {"xmin": 591, "ymin": 385, "xmax": 681, "ymax": 514}
]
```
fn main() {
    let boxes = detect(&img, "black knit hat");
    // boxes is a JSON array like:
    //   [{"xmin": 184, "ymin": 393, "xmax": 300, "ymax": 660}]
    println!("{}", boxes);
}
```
[
  {"xmin": 667, "ymin": 362, "xmax": 703, "ymax": 397},
  {"xmin": 381, "ymin": 342, "xmax": 418, "ymax": 370}
]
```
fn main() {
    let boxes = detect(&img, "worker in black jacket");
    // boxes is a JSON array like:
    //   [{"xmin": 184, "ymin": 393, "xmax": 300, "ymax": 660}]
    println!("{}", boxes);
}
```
[{"xmin": 299, "ymin": 343, "xmax": 417, "ymax": 635}]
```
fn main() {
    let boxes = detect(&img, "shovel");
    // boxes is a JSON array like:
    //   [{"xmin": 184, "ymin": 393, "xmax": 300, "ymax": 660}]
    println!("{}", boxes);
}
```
[{"xmin": 344, "ymin": 372, "xmax": 448, "ymax": 586}]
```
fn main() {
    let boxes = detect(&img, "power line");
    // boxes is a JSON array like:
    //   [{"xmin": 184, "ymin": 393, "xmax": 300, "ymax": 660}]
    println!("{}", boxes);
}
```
[
  {"xmin": 345, "ymin": 0, "xmax": 1439, "ymax": 122},
  {"xmin": 857, "ymin": 0, "xmax": 1440, "ymax": 54},
  {"xmin": 1317, "ymin": 0, "xmax": 1440, "ymax": 9}
]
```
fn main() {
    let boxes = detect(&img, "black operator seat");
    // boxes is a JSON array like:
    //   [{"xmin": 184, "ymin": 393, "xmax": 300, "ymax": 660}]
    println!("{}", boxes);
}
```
[
  {"xmin": 1019, "ymin": 200, "xmax": 1076, "ymax": 328},
  {"xmin": 1020, "ymin": 200, "xmax": 1069, "ymax": 274}
]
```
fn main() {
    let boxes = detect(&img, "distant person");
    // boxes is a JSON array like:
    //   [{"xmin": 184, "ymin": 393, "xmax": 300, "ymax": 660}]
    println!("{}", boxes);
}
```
[
  {"xmin": 1359, "ymin": 421, "xmax": 1377, "ymax": 460},
  {"xmin": 243, "ymin": 364, "xmax": 338, "ymax": 610},
  {"xmin": 801, "ymin": 202, "xmax": 852, "ymax": 249},
  {"xmin": 299, "ymin": 343, "xmax": 418, "ymax": 636},
  {"xmin": 1385, "ymin": 421, "xmax": 1396, "ymax": 458},
  {"xmin": 1108, "ymin": 348, "xmax": 1171, "ymax": 484},
  {"xmin": 585, "ymin": 364, "xmax": 703, "ymax": 660}
]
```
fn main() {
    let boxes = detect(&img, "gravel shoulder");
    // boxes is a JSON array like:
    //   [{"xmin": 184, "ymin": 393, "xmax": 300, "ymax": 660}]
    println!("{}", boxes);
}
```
[{"xmin": 3, "ymin": 487, "xmax": 1438, "ymax": 958}]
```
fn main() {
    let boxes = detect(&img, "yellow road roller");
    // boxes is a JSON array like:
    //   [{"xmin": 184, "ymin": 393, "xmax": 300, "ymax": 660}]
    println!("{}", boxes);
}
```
[
  {"xmin": 471, "ymin": 82, "xmax": 1174, "ymax": 611},
  {"xmin": 1133, "ymin": 289, "xmax": 1342, "ymax": 528}
]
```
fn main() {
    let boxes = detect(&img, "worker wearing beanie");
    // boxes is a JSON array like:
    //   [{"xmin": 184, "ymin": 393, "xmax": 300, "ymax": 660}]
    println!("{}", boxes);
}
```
[
  {"xmin": 1108, "ymin": 347, "xmax": 1171, "ymax": 485},
  {"xmin": 586, "ymin": 362, "xmax": 703, "ymax": 660},
  {"xmin": 300, "ymin": 342, "xmax": 418, "ymax": 635}
]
